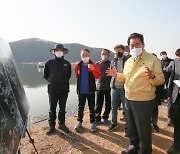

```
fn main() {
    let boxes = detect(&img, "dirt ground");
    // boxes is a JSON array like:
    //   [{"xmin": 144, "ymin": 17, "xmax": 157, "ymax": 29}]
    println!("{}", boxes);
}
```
[{"xmin": 20, "ymin": 102, "xmax": 174, "ymax": 154}]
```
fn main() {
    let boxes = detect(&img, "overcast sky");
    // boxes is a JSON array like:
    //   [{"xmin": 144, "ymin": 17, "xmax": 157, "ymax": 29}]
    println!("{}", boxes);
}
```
[{"xmin": 1, "ymin": 0, "xmax": 180, "ymax": 58}]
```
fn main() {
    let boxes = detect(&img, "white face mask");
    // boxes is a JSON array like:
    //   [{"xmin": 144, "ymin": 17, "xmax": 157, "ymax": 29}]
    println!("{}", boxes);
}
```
[
  {"xmin": 101, "ymin": 55, "xmax": 108, "ymax": 61},
  {"xmin": 130, "ymin": 48, "xmax": 143, "ymax": 57},
  {"xmin": 124, "ymin": 52, "xmax": 129, "ymax": 56},
  {"xmin": 55, "ymin": 51, "xmax": 63, "ymax": 58},
  {"xmin": 82, "ymin": 57, "xmax": 89, "ymax": 63}
]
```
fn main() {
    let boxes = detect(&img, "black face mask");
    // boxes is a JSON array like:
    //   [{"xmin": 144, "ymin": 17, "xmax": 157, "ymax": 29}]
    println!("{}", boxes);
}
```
[{"xmin": 117, "ymin": 52, "xmax": 123, "ymax": 58}]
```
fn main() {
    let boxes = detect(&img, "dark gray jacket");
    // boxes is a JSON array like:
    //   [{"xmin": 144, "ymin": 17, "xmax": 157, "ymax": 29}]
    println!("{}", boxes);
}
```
[
  {"xmin": 168, "ymin": 59, "xmax": 180, "ymax": 103},
  {"xmin": 44, "ymin": 57, "xmax": 71, "ymax": 93},
  {"xmin": 96, "ymin": 60, "xmax": 111, "ymax": 91}
]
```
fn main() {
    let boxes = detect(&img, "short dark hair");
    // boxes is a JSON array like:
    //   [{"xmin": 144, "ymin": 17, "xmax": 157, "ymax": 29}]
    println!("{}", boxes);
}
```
[
  {"xmin": 160, "ymin": 51, "xmax": 167, "ymax": 55},
  {"xmin": 175, "ymin": 48, "xmax": 180, "ymax": 56},
  {"xmin": 124, "ymin": 45, "xmax": 129, "ymax": 50},
  {"xmin": 127, "ymin": 33, "xmax": 144, "ymax": 45},
  {"xmin": 114, "ymin": 44, "xmax": 124, "ymax": 50},
  {"xmin": 83, "ymin": 49, "xmax": 90, "ymax": 53},
  {"xmin": 103, "ymin": 49, "xmax": 110, "ymax": 53}
]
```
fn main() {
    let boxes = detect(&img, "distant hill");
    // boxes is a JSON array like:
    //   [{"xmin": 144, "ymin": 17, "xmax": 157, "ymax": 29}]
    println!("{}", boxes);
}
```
[{"xmin": 9, "ymin": 38, "xmax": 113, "ymax": 63}]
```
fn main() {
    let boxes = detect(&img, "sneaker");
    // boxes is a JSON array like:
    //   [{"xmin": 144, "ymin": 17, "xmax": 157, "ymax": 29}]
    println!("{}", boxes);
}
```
[
  {"xmin": 95, "ymin": 120, "xmax": 102, "ymax": 125},
  {"xmin": 167, "ymin": 145, "xmax": 174, "ymax": 154},
  {"xmin": 118, "ymin": 106, "xmax": 122, "ymax": 110},
  {"xmin": 166, "ymin": 145, "xmax": 180, "ymax": 153},
  {"xmin": 58, "ymin": 124, "xmax": 70, "ymax": 133},
  {"xmin": 120, "ymin": 116, "xmax": 125, "ymax": 121},
  {"xmin": 108, "ymin": 124, "xmax": 118, "ymax": 131},
  {"xmin": 103, "ymin": 119, "xmax": 109, "ymax": 124},
  {"xmin": 121, "ymin": 145, "xmax": 139, "ymax": 154},
  {"xmin": 124, "ymin": 130, "xmax": 128, "ymax": 137},
  {"xmin": 74, "ymin": 121, "xmax": 82, "ymax": 131},
  {"xmin": 167, "ymin": 119, "xmax": 173, "ymax": 127},
  {"xmin": 153, "ymin": 124, "xmax": 159, "ymax": 132},
  {"xmin": 90, "ymin": 123, "xmax": 97, "ymax": 132},
  {"xmin": 46, "ymin": 126, "xmax": 55, "ymax": 135}
]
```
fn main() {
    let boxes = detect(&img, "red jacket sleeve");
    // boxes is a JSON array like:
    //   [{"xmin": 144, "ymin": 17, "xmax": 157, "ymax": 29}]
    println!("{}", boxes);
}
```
[
  {"xmin": 90, "ymin": 62, "xmax": 101, "ymax": 79},
  {"xmin": 74, "ymin": 63, "xmax": 80, "ymax": 78}
]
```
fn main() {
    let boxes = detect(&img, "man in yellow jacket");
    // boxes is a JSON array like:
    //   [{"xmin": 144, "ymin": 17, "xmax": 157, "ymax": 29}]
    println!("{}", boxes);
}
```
[{"xmin": 106, "ymin": 33, "xmax": 165, "ymax": 154}]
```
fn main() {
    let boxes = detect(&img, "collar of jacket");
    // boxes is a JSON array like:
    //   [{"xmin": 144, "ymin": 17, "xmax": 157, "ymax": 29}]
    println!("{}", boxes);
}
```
[
  {"xmin": 55, "ymin": 56, "xmax": 64, "ymax": 60},
  {"xmin": 100, "ymin": 60, "xmax": 110, "ymax": 63},
  {"xmin": 129, "ymin": 50, "xmax": 146, "ymax": 62},
  {"xmin": 114, "ymin": 56, "xmax": 127, "ymax": 61},
  {"xmin": 138, "ymin": 50, "xmax": 147, "ymax": 60},
  {"xmin": 113, "ymin": 56, "xmax": 128, "ymax": 64},
  {"xmin": 161, "ymin": 57, "xmax": 172, "ymax": 62}
]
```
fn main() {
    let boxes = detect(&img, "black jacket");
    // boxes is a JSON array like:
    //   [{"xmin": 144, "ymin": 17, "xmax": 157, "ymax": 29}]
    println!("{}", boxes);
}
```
[
  {"xmin": 44, "ymin": 57, "xmax": 71, "ymax": 93},
  {"xmin": 161, "ymin": 57, "xmax": 173, "ymax": 82}
]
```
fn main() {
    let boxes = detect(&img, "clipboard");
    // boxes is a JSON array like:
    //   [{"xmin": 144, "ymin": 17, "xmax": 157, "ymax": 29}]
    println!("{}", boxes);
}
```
[{"xmin": 173, "ymin": 80, "xmax": 180, "ymax": 87}]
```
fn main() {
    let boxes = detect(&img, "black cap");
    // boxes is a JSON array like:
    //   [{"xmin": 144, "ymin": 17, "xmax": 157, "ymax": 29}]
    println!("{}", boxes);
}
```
[{"xmin": 50, "ymin": 44, "xmax": 68, "ymax": 55}]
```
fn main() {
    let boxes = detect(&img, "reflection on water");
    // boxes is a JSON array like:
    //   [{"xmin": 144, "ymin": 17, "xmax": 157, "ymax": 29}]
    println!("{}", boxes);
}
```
[
  {"xmin": 17, "ymin": 64, "xmax": 78, "ymax": 120},
  {"xmin": 17, "ymin": 64, "xmax": 76, "ymax": 88},
  {"xmin": 24, "ymin": 85, "xmax": 78, "ymax": 121}
]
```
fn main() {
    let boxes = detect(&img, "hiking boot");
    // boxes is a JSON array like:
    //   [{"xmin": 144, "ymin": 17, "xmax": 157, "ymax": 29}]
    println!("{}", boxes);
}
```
[
  {"xmin": 46, "ymin": 126, "xmax": 55, "ymax": 135},
  {"xmin": 103, "ymin": 119, "xmax": 109, "ymax": 124},
  {"xmin": 58, "ymin": 124, "xmax": 69, "ymax": 133},
  {"xmin": 74, "ymin": 121, "xmax": 82, "ymax": 132},
  {"xmin": 153, "ymin": 124, "xmax": 159, "ymax": 132},
  {"xmin": 90, "ymin": 122, "xmax": 97, "ymax": 132},
  {"xmin": 108, "ymin": 124, "xmax": 118, "ymax": 131}
]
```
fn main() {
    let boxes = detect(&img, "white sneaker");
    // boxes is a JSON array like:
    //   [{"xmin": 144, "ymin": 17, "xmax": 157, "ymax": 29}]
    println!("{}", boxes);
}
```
[{"xmin": 74, "ymin": 121, "xmax": 82, "ymax": 131}]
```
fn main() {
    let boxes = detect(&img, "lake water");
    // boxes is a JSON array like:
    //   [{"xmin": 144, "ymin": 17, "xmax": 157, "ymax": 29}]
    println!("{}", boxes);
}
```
[{"xmin": 17, "ymin": 64, "xmax": 79, "ymax": 121}]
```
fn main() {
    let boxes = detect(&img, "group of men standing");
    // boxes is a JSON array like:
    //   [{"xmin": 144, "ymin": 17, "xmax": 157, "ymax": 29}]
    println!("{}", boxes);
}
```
[{"xmin": 43, "ymin": 33, "xmax": 180, "ymax": 154}]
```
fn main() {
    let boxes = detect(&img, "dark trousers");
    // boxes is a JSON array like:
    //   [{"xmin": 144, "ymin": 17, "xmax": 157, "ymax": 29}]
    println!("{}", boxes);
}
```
[
  {"xmin": 95, "ymin": 90, "xmax": 111, "ymax": 122},
  {"xmin": 77, "ymin": 93, "xmax": 95, "ymax": 123},
  {"xmin": 171, "ymin": 93, "xmax": 180, "ymax": 150},
  {"xmin": 152, "ymin": 99, "xmax": 159, "ymax": 125},
  {"xmin": 125, "ymin": 98, "xmax": 154, "ymax": 154},
  {"xmin": 48, "ymin": 92, "xmax": 68, "ymax": 126}
]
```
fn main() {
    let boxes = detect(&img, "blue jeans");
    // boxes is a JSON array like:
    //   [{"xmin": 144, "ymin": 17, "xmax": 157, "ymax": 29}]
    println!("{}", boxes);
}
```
[{"xmin": 111, "ymin": 87, "xmax": 125, "ymax": 125}]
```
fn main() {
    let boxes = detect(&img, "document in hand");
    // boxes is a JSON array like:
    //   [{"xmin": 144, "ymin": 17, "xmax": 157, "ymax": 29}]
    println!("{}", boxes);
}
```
[{"xmin": 173, "ymin": 80, "xmax": 180, "ymax": 87}]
